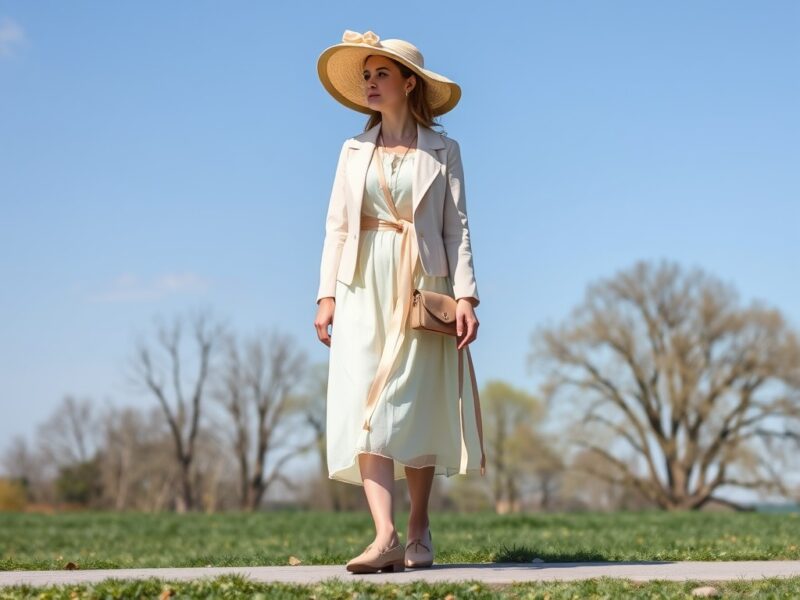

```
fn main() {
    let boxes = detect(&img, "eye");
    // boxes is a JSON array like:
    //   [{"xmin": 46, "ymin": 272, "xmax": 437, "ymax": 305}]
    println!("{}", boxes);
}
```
[{"xmin": 363, "ymin": 71, "xmax": 388, "ymax": 80}]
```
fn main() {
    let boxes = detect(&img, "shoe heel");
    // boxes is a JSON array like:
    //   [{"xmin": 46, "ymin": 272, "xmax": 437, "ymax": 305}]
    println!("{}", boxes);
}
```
[{"xmin": 381, "ymin": 558, "xmax": 405, "ymax": 572}]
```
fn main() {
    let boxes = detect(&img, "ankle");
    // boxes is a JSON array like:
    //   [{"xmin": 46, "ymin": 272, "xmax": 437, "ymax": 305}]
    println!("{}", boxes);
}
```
[
  {"xmin": 374, "ymin": 527, "xmax": 400, "ymax": 547},
  {"xmin": 406, "ymin": 520, "xmax": 430, "ymax": 539}
]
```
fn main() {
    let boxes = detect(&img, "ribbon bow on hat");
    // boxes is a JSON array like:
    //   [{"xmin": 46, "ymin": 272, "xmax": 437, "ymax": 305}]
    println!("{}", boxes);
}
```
[{"xmin": 342, "ymin": 29, "xmax": 381, "ymax": 46}]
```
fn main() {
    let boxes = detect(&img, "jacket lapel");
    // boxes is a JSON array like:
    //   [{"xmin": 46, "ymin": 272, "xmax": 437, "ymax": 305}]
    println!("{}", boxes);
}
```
[{"xmin": 346, "ymin": 121, "xmax": 445, "ymax": 218}]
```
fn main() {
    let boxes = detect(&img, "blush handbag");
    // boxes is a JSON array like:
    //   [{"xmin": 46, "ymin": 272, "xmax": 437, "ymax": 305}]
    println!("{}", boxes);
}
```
[{"xmin": 410, "ymin": 288, "xmax": 458, "ymax": 337}]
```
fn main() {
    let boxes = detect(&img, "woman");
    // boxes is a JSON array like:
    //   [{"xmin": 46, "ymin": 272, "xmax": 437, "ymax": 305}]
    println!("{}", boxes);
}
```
[{"xmin": 313, "ymin": 29, "xmax": 486, "ymax": 573}]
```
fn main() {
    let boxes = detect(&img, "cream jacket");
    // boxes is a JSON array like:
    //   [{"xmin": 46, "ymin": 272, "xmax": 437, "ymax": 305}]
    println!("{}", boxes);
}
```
[{"xmin": 316, "ymin": 121, "xmax": 480, "ymax": 306}]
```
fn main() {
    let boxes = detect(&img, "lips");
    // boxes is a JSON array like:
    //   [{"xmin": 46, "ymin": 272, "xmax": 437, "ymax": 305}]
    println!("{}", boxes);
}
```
[{"xmin": 368, "ymin": 93, "xmax": 380, "ymax": 98}]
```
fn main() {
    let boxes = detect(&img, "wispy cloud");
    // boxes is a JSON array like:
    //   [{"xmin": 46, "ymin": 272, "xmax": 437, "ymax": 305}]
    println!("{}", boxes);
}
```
[
  {"xmin": 83, "ymin": 272, "xmax": 211, "ymax": 303},
  {"xmin": 0, "ymin": 17, "xmax": 26, "ymax": 59}
]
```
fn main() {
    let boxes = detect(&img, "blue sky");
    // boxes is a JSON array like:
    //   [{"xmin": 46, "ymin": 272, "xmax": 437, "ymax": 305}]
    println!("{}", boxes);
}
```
[{"xmin": 1, "ymin": 1, "xmax": 798, "ymax": 461}]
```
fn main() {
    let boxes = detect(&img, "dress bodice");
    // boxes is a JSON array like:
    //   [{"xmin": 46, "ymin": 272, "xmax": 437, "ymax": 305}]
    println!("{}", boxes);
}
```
[{"xmin": 362, "ymin": 151, "xmax": 415, "ymax": 221}]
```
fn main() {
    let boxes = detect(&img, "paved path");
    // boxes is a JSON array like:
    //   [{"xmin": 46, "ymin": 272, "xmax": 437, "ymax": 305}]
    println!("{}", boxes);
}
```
[{"xmin": 2, "ymin": 561, "xmax": 800, "ymax": 586}]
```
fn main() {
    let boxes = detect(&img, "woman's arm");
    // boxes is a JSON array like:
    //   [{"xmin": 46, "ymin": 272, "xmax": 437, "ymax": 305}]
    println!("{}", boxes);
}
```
[
  {"xmin": 316, "ymin": 141, "xmax": 349, "ymax": 304},
  {"xmin": 442, "ymin": 138, "xmax": 480, "ymax": 307}
]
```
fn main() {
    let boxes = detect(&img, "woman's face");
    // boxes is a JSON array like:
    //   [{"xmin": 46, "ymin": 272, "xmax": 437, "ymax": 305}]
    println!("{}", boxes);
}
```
[{"xmin": 362, "ymin": 55, "xmax": 415, "ymax": 114}]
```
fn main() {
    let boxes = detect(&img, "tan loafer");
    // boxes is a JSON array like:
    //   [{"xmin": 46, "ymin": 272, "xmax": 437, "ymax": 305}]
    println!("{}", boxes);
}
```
[
  {"xmin": 346, "ymin": 540, "xmax": 405, "ymax": 573},
  {"xmin": 405, "ymin": 528, "xmax": 434, "ymax": 568}
]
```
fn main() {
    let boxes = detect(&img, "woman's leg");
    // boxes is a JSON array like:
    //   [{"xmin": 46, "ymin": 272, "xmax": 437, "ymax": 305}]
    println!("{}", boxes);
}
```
[
  {"xmin": 404, "ymin": 465, "xmax": 434, "ymax": 540},
  {"xmin": 359, "ymin": 452, "xmax": 400, "ymax": 548}
]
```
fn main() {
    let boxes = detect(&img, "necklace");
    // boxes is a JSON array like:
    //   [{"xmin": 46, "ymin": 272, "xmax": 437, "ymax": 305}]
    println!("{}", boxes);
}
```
[{"xmin": 378, "ymin": 131, "xmax": 417, "ymax": 194}]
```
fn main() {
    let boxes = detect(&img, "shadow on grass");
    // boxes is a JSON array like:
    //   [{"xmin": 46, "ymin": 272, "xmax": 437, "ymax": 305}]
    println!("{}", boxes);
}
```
[{"xmin": 493, "ymin": 541, "xmax": 676, "ymax": 564}]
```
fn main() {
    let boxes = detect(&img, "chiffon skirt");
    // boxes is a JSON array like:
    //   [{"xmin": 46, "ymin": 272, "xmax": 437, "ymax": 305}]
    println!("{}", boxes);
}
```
[{"xmin": 326, "ymin": 228, "xmax": 485, "ymax": 486}]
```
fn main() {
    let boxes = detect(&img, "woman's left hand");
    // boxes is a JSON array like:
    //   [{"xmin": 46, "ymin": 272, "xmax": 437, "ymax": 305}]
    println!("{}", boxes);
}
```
[{"xmin": 455, "ymin": 298, "xmax": 479, "ymax": 349}]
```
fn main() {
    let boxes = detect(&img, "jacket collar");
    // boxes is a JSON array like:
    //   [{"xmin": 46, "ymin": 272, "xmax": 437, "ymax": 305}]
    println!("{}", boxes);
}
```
[
  {"xmin": 346, "ymin": 120, "xmax": 446, "ymax": 151},
  {"xmin": 345, "ymin": 121, "xmax": 445, "ymax": 216}
]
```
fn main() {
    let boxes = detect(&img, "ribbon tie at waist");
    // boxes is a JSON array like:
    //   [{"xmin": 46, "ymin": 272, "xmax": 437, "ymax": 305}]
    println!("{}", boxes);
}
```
[{"xmin": 359, "ymin": 214, "xmax": 419, "ymax": 433}]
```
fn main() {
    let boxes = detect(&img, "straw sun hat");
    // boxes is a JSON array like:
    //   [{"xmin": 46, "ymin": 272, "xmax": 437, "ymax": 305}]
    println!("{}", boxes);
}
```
[{"xmin": 317, "ymin": 29, "xmax": 461, "ymax": 116}]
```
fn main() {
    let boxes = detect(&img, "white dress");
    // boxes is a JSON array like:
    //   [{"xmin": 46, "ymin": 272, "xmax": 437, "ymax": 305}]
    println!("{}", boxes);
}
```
[{"xmin": 326, "ymin": 147, "xmax": 485, "ymax": 486}]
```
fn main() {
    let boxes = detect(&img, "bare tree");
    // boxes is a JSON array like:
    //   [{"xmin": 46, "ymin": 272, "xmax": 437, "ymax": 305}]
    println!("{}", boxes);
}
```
[
  {"xmin": 98, "ymin": 405, "xmax": 141, "ymax": 510},
  {"xmin": 562, "ymin": 448, "xmax": 654, "ymax": 510},
  {"xmin": 2, "ymin": 435, "xmax": 39, "ymax": 483},
  {"xmin": 530, "ymin": 260, "xmax": 800, "ymax": 510},
  {"xmin": 126, "ymin": 308, "xmax": 227, "ymax": 512},
  {"xmin": 214, "ymin": 329, "xmax": 312, "ymax": 510},
  {"xmin": 37, "ymin": 394, "xmax": 98, "ymax": 468},
  {"xmin": 481, "ymin": 380, "xmax": 558, "ymax": 513},
  {"xmin": 298, "ymin": 362, "xmax": 336, "ymax": 508},
  {"xmin": 510, "ymin": 425, "xmax": 565, "ymax": 511},
  {"xmin": 34, "ymin": 395, "xmax": 105, "ymax": 506},
  {"xmin": 96, "ymin": 404, "xmax": 181, "ymax": 511},
  {"xmin": 1, "ymin": 434, "xmax": 48, "ymax": 504},
  {"xmin": 191, "ymin": 420, "xmax": 238, "ymax": 513}
]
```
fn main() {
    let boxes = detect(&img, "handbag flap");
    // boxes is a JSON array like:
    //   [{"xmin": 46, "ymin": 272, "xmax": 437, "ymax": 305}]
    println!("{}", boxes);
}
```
[{"xmin": 417, "ymin": 290, "xmax": 457, "ymax": 324}]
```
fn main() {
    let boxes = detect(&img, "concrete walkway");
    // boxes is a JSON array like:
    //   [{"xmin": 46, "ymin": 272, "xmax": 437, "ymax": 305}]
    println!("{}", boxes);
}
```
[{"xmin": 1, "ymin": 561, "xmax": 800, "ymax": 586}]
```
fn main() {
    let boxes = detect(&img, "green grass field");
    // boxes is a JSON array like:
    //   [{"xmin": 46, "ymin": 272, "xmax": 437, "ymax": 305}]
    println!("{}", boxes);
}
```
[{"xmin": 2, "ymin": 510, "xmax": 800, "ymax": 598}]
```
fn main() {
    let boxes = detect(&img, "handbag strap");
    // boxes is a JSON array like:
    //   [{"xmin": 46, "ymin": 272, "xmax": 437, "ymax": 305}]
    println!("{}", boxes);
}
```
[{"xmin": 459, "ymin": 345, "xmax": 486, "ymax": 476}]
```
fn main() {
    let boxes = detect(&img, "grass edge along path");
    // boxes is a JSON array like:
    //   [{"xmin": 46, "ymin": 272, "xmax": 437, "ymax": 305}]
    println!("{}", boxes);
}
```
[
  {"xmin": 3, "ymin": 561, "xmax": 800, "ymax": 594},
  {"xmin": 2, "ymin": 573, "xmax": 800, "ymax": 599}
]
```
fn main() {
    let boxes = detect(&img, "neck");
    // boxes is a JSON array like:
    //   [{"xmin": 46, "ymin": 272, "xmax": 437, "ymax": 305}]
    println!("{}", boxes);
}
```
[{"xmin": 379, "ymin": 112, "xmax": 417, "ymax": 145}]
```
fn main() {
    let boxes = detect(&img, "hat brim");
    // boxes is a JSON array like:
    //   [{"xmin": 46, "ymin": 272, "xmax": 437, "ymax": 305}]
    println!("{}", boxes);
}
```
[{"xmin": 317, "ymin": 43, "xmax": 461, "ymax": 116}]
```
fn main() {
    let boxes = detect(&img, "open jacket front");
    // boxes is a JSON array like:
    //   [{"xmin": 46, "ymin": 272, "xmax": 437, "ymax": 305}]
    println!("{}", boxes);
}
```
[{"xmin": 316, "ymin": 120, "xmax": 480, "ymax": 307}]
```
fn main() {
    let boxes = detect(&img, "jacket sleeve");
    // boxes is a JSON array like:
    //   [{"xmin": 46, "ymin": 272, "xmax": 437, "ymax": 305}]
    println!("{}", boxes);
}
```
[
  {"xmin": 316, "ymin": 141, "xmax": 349, "ymax": 304},
  {"xmin": 442, "ymin": 138, "xmax": 480, "ymax": 307}
]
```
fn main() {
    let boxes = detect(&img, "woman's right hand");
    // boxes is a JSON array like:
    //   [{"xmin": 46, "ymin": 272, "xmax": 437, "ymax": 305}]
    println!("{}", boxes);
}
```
[{"xmin": 314, "ymin": 297, "xmax": 336, "ymax": 347}]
